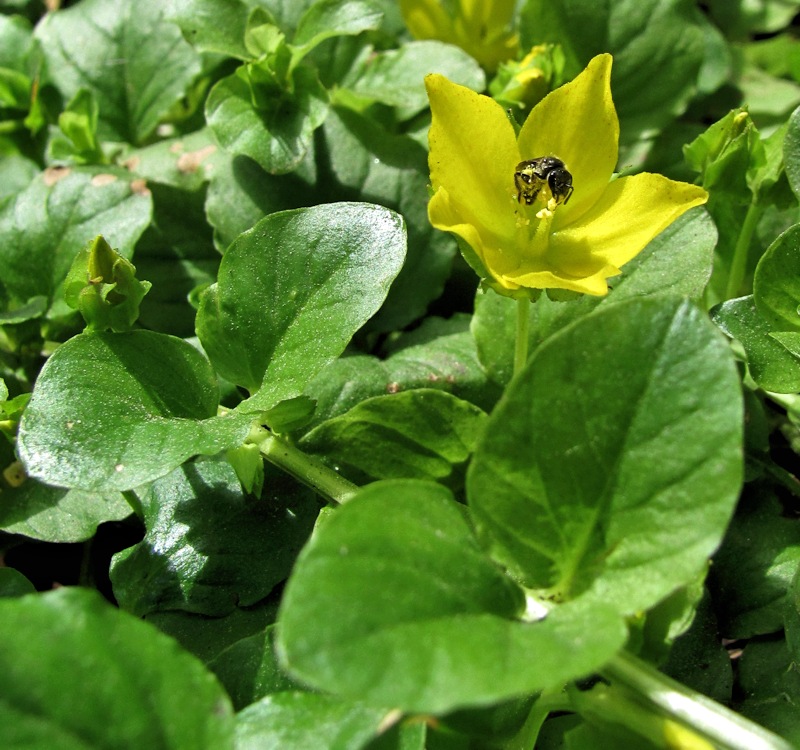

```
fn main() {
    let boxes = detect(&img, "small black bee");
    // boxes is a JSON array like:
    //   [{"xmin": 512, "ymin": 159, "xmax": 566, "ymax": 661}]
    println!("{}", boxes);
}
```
[{"xmin": 514, "ymin": 156, "xmax": 574, "ymax": 206}]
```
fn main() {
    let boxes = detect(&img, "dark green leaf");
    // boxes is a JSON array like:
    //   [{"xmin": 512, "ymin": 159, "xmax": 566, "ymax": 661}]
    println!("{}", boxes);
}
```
[
  {"xmin": 17, "ymin": 331, "xmax": 253, "ymax": 491},
  {"xmin": 35, "ymin": 0, "xmax": 202, "ymax": 143},
  {"xmin": 111, "ymin": 458, "xmax": 319, "ymax": 617},
  {"xmin": 277, "ymin": 480, "xmax": 627, "ymax": 713},
  {"xmin": 0, "ymin": 588, "xmax": 234, "ymax": 749},
  {"xmin": 206, "ymin": 65, "xmax": 328, "ymax": 175},
  {"xmin": 0, "ymin": 167, "xmax": 152, "ymax": 309},
  {"xmin": 468, "ymin": 297, "xmax": 743, "ymax": 614},
  {"xmin": 0, "ymin": 567, "xmax": 35, "ymax": 598},
  {"xmin": 235, "ymin": 692, "xmax": 391, "ymax": 750},
  {"xmin": 299, "ymin": 389, "xmax": 486, "ymax": 487},
  {"xmin": 713, "ymin": 295, "xmax": 800, "ymax": 393},
  {"xmin": 196, "ymin": 202, "xmax": 406, "ymax": 408}
]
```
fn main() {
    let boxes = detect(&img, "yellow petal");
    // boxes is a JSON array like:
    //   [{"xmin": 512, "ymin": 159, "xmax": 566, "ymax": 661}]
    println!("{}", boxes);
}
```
[
  {"xmin": 459, "ymin": 0, "xmax": 516, "ymax": 38},
  {"xmin": 550, "ymin": 173, "xmax": 709, "ymax": 272},
  {"xmin": 517, "ymin": 54, "xmax": 618, "ymax": 228},
  {"xmin": 400, "ymin": 0, "xmax": 454, "ymax": 42},
  {"xmin": 426, "ymin": 74, "xmax": 520, "ymax": 244}
]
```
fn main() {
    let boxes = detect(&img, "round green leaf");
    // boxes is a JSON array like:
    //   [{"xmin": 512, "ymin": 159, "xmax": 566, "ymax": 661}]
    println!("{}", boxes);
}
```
[
  {"xmin": 277, "ymin": 480, "xmax": 627, "ymax": 713},
  {"xmin": 17, "ymin": 331, "xmax": 253, "ymax": 491},
  {"xmin": 111, "ymin": 458, "xmax": 319, "ymax": 617},
  {"xmin": 468, "ymin": 297, "xmax": 743, "ymax": 615},
  {"xmin": 196, "ymin": 202, "xmax": 406, "ymax": 410},
  {"xmin": 235, "ymin": 692, "xmax": 390, "ymax": 750},
  {"xmin": 0, "ymin": 588, "xmax": 234, "ymax": 749},
  {"xmin": 0, "ymin": 167, "xmax": 152, "ymax": 308},
  {"xmin": 753, "ymin": 223, "xmax": 800, "ymax": 331},
  {"xmin": 35, "ymin": 0, "xmax": 201, "ymax": 143},
  {"xmin": 206, "ymin": 65, "xmax": 328, "ymax": 175},
  {"xmin": 299, "ymin": 389, "xmax": 486, "ymax": 486}
]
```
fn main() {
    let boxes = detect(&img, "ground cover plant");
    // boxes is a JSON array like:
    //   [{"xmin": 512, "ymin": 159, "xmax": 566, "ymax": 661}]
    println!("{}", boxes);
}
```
[{"xmin": 4, "ymin": 0, "xmax": 800, "ymax": 747}]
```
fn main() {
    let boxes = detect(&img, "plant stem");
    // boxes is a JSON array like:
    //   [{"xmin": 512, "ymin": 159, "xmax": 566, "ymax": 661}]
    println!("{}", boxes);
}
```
[
  {"xmin": 514, "ymin": 297, "xmax": 530, "ymax": 378},
  {"xmin": 600, "ymin": 650, "xmax": 794, "ymax": 750},
  {"xmin": 250, "ymin": 428, "xmax": 359, "ymax": 505},
  {"xmin": 725, "ymin": 200, "xmax": 760, "ymax": 300}
]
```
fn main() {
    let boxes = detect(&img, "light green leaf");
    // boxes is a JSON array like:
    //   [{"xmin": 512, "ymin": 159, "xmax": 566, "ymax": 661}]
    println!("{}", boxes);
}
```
[
  {"xmin": 35, "ymin": 0, "xmax": 201, "ymax": 144},
  {"xmin": 17, "ymin": 331, "xmax": 253, "ymax": 491},
  {"xmin": 0, "ymin": 588, "xmax": 234, "ymax": 749},
  {"xmin": 167, "ymin": 0, "xmax": 264, "ymax": 59},
  {"xmin": 196, "ymin": 202, "xmax": 406, "ymax": 410},
  {"xmin": 753, "ymin": 223, "xmax": 800, "ymax": 331},
  {"xmin": 468, "ymin": 297, "xmax": 743, "ymax": 614},
  {"xmin": 277, "ymin": 480, "xmax": 627, "ymax": 713},
  {"xmin": 235, "ymin": 692, "xmax": 390, "ymax": 750},
  {"xmin": 292, "ymin": 0, "xmax": 383, "ymax": 57}
]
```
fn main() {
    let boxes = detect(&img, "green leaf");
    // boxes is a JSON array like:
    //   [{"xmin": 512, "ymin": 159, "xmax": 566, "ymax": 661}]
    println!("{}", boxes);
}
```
[
  {"xmin": 348, "ymin": 40, "xmax": 485, "ymax": 118},
  {"xmin": 167, "ymin": 0, "xmax": 265, "ymax": 59},
  {"xmin": 712, "ymin": 295, "xmax": 800, "ymax": 393},
  {"xmin": 299, "ymin": 389, "xmax": 486, "ymax": 487},
  {"xmin": 292, "ymin": 0, "xmax": 383, "ymax": 57},
  {"xmin": 35, "ymin": 0, "xmax": 202, "ymax": 144},
  {"xmin": 0, "ymin": 14, "xmax": 32, "ymax": 71},
  {"xmin": 206, "ymin": 64, "xmax": 328, "ymax": 175},
  {"xmin": 709, "ymin": 491, "xmax": 800, "ymax": 639},
  {"xmin": 753, "ymin": 223, "xmax": 800, "ymax": 331},
  {"xmin": 737, "ymin": 638, "xmax": 800, "ymax": 746},
  {"xmin": 17, "ymin": 331, "xmax": 253, "ymax": 491},
  {"xmin": 110, "ymin": 458, "xmax": 319, "ymax": 617},
  {"xmin": 236, "ymin": 692, "xmax": 391, "ymax": 750},
  {"xmin": 783, "ymin": 104, "xmax": 800, "ymax": 201},
  {"xmin": 0, "ymin": 481, "xmax": 131, "ymax": 543},
  {"xmin": 518, "ymin": 0, "xmax": 710, "ymax": 141},
  {"xmin": 0, "ymin": 588, "xmax": 234, "ymax": 749},
  {"xmin": 468, "ymin": 297, "xmax": 743, "ymax": 614},
  {"xmin": 303, "ymin": 315, "xmax": 501, "ymax": 428},
  {"xmin": 277, "ymin": 480, "xmax": 627, "ymax": 713},
  {"xmin": 0, "ymin": 167, "xmax": 152, "ymax": 309},
  {"xmin": 0, "ymin": 567, "xmax": 35, "ymax": 598},
  {"xmin": 473, "ymin": 208, "xmax": 717, "ymax": 388},
  {"xmin": 319, "ymin": 106, "xmax": 456, "ymax": 331},
  {"xmin": 196, "ymin": 202, "xmax": 406, "ymax": 409}
]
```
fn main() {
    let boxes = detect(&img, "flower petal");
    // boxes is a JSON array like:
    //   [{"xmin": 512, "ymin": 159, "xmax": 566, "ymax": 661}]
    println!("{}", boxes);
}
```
[
  {"xmin": 517, "ymin": 54, "xmax": 618, "ymax": 228},
  {"xmin": 400, "ymin": 0, "xmax": 454, "ymax": 42},
  {"xmin": 426, "ymin": 73, "xmax": 520, "ymax": 244},
  {"xmin": 549, "ymin": 173, "xmax": 708, "ymax": 272}
]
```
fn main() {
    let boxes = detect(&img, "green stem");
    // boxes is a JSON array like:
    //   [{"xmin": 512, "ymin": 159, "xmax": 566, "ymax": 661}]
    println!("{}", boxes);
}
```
[
  {"xmin": 725, "ymin": 200, "xmax": 760, "ymax": 300},
  {"xmin": 250, "ymin": 428, "xmax": 359, "ymax": 505},
  {"xmin": 514, "ymin": 297, "xmax": 530, "ymax": 378},
  {"xmin": 599, "ymin": 650, "xmax": 794, "ymax": 750}
]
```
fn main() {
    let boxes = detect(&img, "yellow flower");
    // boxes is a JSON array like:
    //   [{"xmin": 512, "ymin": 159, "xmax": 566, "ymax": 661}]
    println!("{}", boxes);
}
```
[
  {"xmin": 426, "ymin": 54, "xmax": 708, "ymax": 297},
  {"xmin": 400, "ymin": 0, "xmax": 518, "ymax": 71}
]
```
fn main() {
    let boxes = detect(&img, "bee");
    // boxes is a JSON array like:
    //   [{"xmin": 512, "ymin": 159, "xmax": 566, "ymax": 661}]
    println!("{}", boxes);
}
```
[{"xmin": 514, "ymin": 157, "xmax": 574, "ymax": 206}]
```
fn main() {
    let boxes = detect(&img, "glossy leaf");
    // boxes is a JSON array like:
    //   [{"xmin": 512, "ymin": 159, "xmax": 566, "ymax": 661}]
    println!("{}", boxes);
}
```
[
  {"xmin": 111, "ymin": 458, "xmax": 319, "ymax": 617},
  {"xmin": 300, "ymin": 389, "xmax": 486, "ymax": 487},
  {"xmin": 0, "ymin": 588, "xmax": 234, "ymax": 749},
  {"xmin": 468, "ymin": 297, "xmax": 743, "ymax": 614},
  {"xmin": 292, "ymin": 0, "xmax": 383, "ymax": 56},
  {"xmin": 0, "ymin": 168, "xmax": 151, "ymax": 309},
  {"xmin": 17, "ymin": 331, "xmax": 253, "ymax": 491},
  {"xmin": 35, "ymin": 0, "xmax": 201, "ymax": 143},
  {"xmin": 237, "ymin": 693, "xmax": 391, "ymax": 750},
  {"xmin": 277, "ymin": 480, "xmax": 627, "ymax": 713},
  {"xmin": 196, "ymin": 202, "xmax": 406, "ymax": 409},
  {"xmin": 205, "ymin": 65, "xmax": 328, "ymax": 175},
  {"xmin": 753, "ymin": 223, "xmax": 800, "ymax": 331}
]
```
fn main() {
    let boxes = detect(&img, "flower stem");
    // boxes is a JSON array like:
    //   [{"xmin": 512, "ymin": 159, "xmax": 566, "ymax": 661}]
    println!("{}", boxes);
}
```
[
  {"xmin": 514, "ymin": 297, "xmax": 531, "ymax": 378},
  {"xmin": 249, "ymin": 427, "xmax": 359, "ymax": 505},
  {"xmin": 599, "ymin": 650, "xmax": 794, "ymax": 750},
  {"xmin": 725, "ymin": 199, "xmax": 760, "ymax": 300}
]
